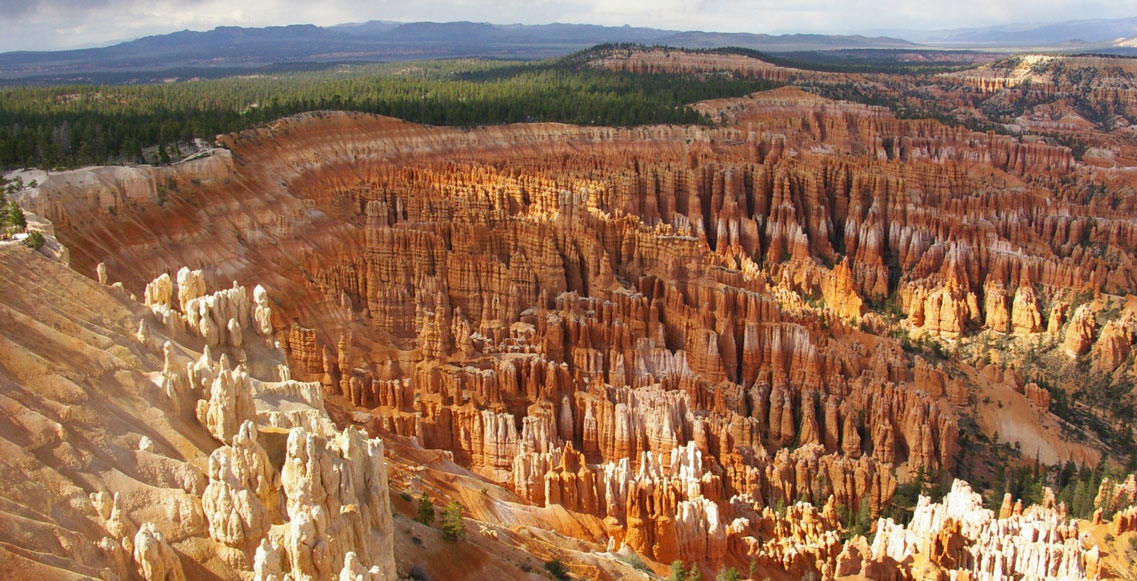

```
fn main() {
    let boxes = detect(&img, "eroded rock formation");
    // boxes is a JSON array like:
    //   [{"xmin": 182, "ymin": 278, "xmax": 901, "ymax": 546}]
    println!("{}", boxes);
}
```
[
  {"xmin": 10, "ymin": 60, "xmax": 1136, "ymax": 577},
  {"xmin": 0, "ymin": 249, "xmax": 396, "ymax": 580},
  {"xmin": 871, "ymin": 480, "xmax": 1098, "ymax": 580}
]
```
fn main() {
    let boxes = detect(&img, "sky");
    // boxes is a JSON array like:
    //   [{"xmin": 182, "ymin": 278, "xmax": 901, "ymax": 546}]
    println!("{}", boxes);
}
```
[{"xmin": 0, "ymin": 0, "xmax": 1132, "ymax": 52}]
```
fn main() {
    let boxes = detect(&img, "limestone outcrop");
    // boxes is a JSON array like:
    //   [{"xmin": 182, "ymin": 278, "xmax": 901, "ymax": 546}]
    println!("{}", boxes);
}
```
[
  {"xmin": 271, "ymin": 425, "xmax": 395, "ymax": 581},
  {"xmin": 1093, "ymin": 317, "xmax": 1133, "ymax": 373},
  {"xmin": 196, "ymin": 357, "xmax": 257, "ymax": 443},
  {"xmin": 1095, "ymin": 474, "xmax": 1137, "ymax": 517},
  {"xmin": 133, "ymin": 523, "xmax": 187, "ymax": 581},
  {"xmin": 1065, "ymin": 305, "xmax": 1096, "ymax": 357},
  {"xmin": 202, "ymin": 420, "xmax": 278, "ymax": 549},
  {"xmin": 1011, "ymin": 284, "xmax": 1043, "ymax": 334}
]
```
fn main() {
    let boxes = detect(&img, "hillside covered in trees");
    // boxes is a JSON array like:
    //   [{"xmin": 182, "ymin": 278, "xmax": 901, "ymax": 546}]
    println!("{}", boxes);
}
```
[{"xmin": 0, "ymin": 54, "xmax": 778, "ymax": 169}]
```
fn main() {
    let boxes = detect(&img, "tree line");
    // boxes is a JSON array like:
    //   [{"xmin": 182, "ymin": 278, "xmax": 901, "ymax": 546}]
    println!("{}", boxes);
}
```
[{"xmin": 0, "ymin": 56, "xmax": 779, "ymax": 170}]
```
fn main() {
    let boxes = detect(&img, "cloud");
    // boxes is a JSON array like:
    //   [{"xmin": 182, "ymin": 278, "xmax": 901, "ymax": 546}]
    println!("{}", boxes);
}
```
[
  {"xmin": 0, "ymin": 0, "xmax": 106, "ymax": 19},
  {"xmin": 0, "ymin": 0, "xmax": 1132, "ymax": 51},
  {"xmin": 0, "ymin": 0, "xmax": 158, "ymax": 20}
]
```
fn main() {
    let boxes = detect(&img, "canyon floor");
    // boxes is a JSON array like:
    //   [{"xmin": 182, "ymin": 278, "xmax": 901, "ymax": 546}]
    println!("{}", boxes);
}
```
[{"xmin": 3, "ymin": 48, "xmax": 1137, "ymax": 580}]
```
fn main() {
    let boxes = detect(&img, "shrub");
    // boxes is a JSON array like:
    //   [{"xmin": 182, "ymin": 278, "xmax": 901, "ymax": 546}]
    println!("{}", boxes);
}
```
[
  {"xmin": 24, "ymin": 231, "xmax": 44, "ymax": 250},
  {"xmin": 544, "ymin": 559, "xmax": 570, "ymax": 580},
  {"xmin": 415, "ymin": 492, "xmax": 435, "ymax": 526},
  {"xmin": 617, "ymin": 553, "xmax": 649, "ymax": 571},
  {"xmin": 668, "ymin": 561, "xmax": 685, "ymax": 581},
  {"xmin": 716, "ymin": 568, "xmax": 742, "ymax": 581},
  {"xmin": 667, "ymin": 562, "xmax": 704, "ymax": 581}
]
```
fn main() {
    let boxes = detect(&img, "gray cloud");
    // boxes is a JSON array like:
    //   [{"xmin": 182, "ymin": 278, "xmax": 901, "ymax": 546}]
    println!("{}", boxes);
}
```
[
  {"xmin": 0, "ymin": 0, "xmax": 124, "ymax": 19},
  {"xmin": 0, "ymin": 0, "xmax": 1132, "ymax": 51}
]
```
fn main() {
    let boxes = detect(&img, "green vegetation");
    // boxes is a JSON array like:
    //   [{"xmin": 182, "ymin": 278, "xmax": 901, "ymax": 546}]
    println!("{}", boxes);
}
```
[
  {"xmin": 1, "ymin": 175, "xmax": 23, "ymax": 195},
  {"xmin": 439, "ymin": 500, "xmax": 464, "ymax": 542},
  {"xmin": 841, "ymin": 497, "xmax": 874, "ymax": 539},
  {"xmin": 793, "ymin": 75, "xmax": 1012, "ymax": 137},
  {"xmin": 668, "ymin": 561, "xmax": 687, "ymax": 581},
  {"xmin": 715, "ymin": 568, "xmax": 742, "ymax": 581},
  {"xmin": 889, "ymin": 326, "xmax": 950, "ymax": 361},
  {"xmin": 988, "ymin": 460, "xmax": 1049, "ymax": 510},
  {"xmin": 1054, "ymin": 457, "xmax": 1133, "ymax": 520},
  {"xmin": 976, "ymin": 452, "xmax": 1133, "ymax": 520},
  {"xmin": 617, "ymin": 553, "xmax": 650, "ymax": 572},
  {"xmin": 713, "ymin": 46, "xmax": 982, "ymax": 75},
  {"xmin": 1, "ymin": 201, "xmax": 26, "ymax": 234},
  {"xmin": 415, "ymin": 492, "xmax": 435, "ymax": 526},
  {"xmin": 1030, "ymin": 370, "xmax": 1136, "ymax": 457},
  {"xmin": 667, "ymin": 561, "xmax": 703, "ymax": 581},
  {"xmin": 0, "ymin": 53, "xmax": 780, "ymax": 170},
  {"xmin": 23, "ymin": 230, "xmax": 44, "ymax": 250},
  {"xmin": 883, "ymin": 467, "xmax": 950, "ymax": 524},
  {"xmin": 544, "ymin": 559, "xmax": 570, "ymax": 581}
]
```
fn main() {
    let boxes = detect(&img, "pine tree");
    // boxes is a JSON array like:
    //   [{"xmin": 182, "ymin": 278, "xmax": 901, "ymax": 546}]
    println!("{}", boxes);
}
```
[
  {"xmin": 668, "ymin": 561, "xmax": 687, "ymax": 581},
  {"xmin": 716, "ymin": 568, "xmax": 741, "ymax": 581},
  {"xmin": 1072, "ymin": 479, "xmax": 1092, "ymax": 518},
  {"xmin": 415, "ymin": 492, "xmax": 435, "ymax": 526},
  {"xmin": 440, "ymin": 500, "xmax": 464, "ymax": 542},
  {"xmin": 2, "ymin": 202, "xmax": 25, "ymax": 232}
]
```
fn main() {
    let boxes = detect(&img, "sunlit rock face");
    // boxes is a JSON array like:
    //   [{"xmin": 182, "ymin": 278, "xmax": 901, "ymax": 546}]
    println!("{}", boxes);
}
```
[
  {"xmin": 0, "ymin": 249, "xmax": 396, "ymax": 580},
  {"xmin": 869, "ymin": 480, "xmax": 1097, "ymax": 580}
]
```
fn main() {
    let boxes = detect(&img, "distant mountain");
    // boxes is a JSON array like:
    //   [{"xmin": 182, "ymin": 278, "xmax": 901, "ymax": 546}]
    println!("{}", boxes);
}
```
[
  {"xmin": 0, "ymin": 24, "xmax": 345, "ymax": 77},
  {"xmin": 496, "ymin": 23, "xmax": 669, "ymax": 44},
  {"xmin": 909, "ymin": 16, "xmax": 1137, "ymax": 47},
  {"xmin": 658, "ymin": 31, "xmax": 917, "ymax": 51},
  {"xmin": 327, "ymin": 21, "xmax": 668, "ymax": 44},
  {"xmin": 0, "ymin": 20, "xmax": 916, "ymax": 83},
  {"xmin": 327, "ymin": 21, "xmax": 403, "ymax": 36}
]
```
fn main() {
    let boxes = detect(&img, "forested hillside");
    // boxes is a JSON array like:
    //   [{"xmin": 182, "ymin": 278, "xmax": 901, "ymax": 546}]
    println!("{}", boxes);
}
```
[{"xmin": 0, "ymin": 55, "xmax": 778, "ymax": 169}]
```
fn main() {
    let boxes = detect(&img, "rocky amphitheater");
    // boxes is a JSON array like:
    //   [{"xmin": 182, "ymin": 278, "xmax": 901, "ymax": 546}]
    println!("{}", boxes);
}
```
[{"xmin": 3, "ymin": 53, "xmax": 1137, "ymax": 580}]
